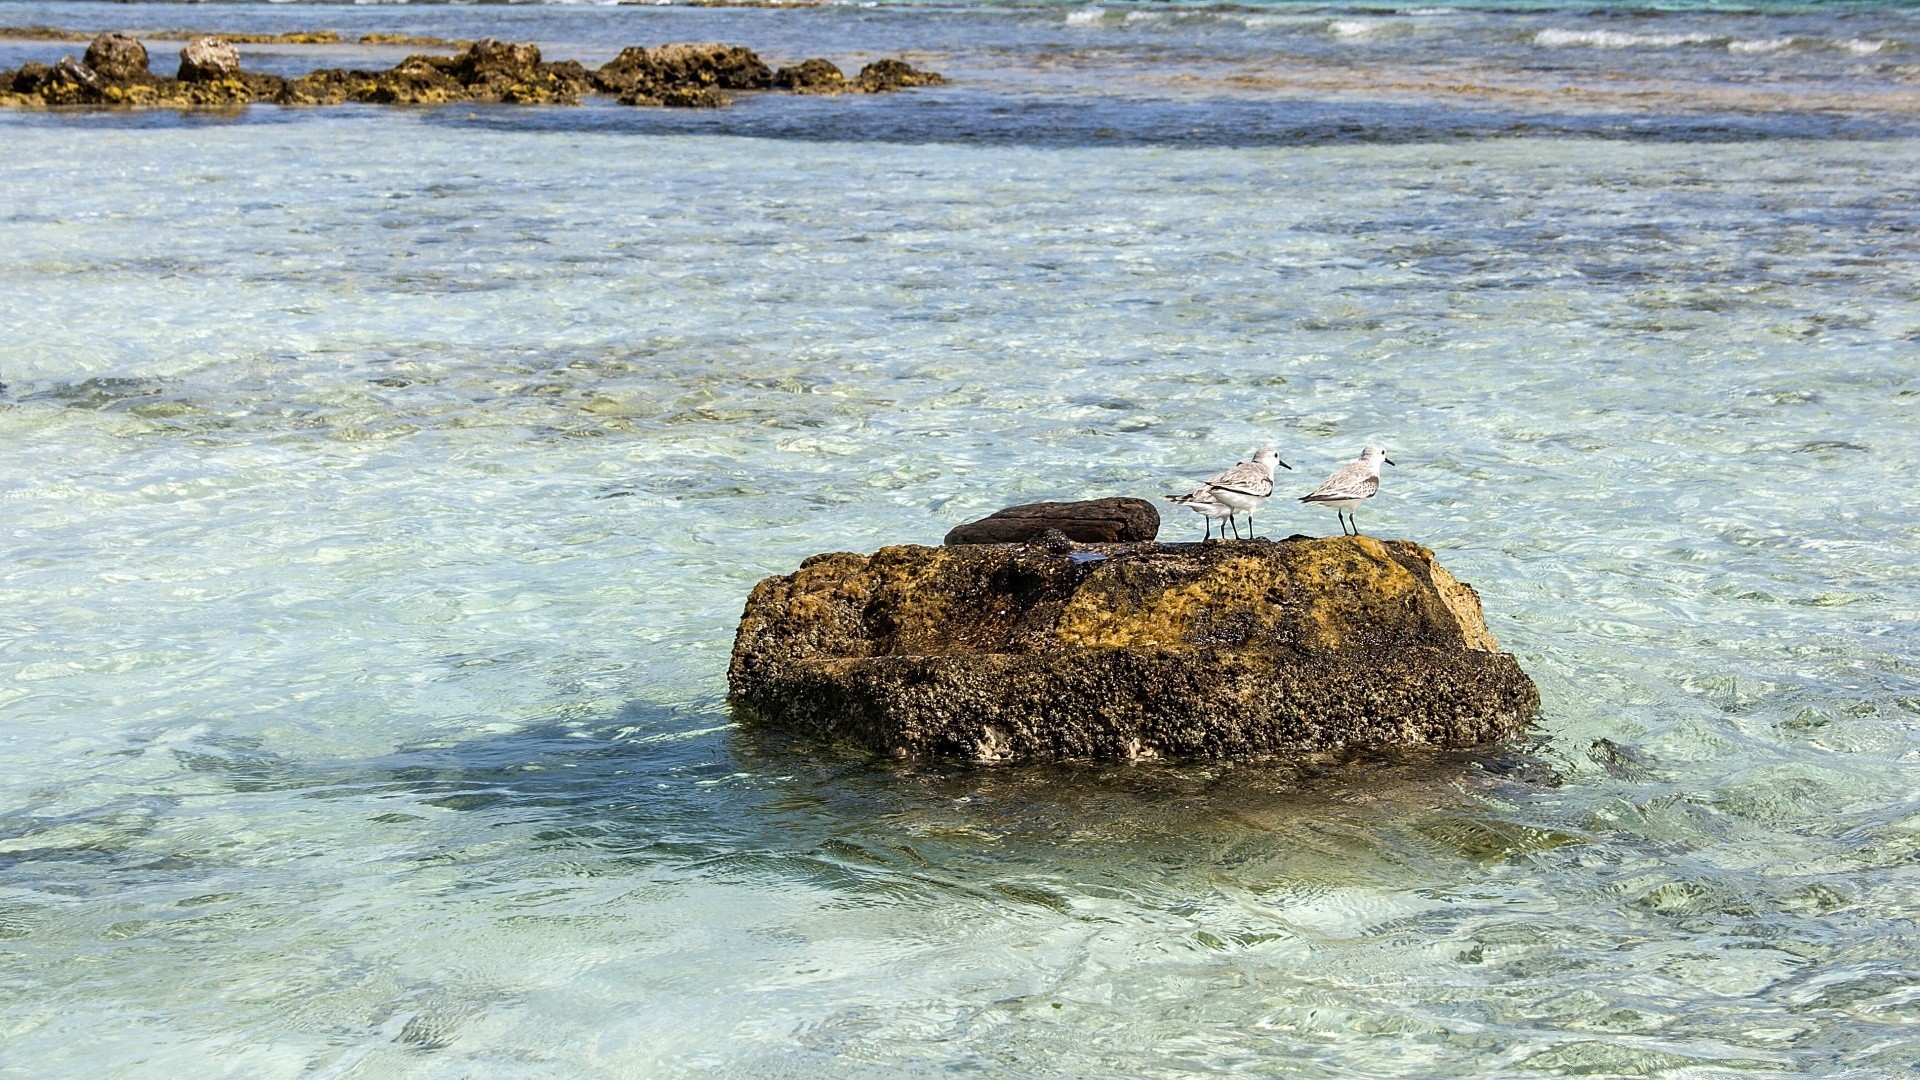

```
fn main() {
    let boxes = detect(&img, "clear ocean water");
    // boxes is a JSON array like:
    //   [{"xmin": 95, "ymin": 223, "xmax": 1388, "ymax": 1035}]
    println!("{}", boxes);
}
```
[{"xmin": 3, "ymin": 1, "xmax": 1919, "ymax": 1076}]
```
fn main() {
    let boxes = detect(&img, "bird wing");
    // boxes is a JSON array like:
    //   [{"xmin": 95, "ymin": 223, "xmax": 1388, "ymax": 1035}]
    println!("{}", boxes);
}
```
[
  {"xmin": 1166, "ymin": 484, "xmax": 1222, "ymax": 505},
  {"xmin": 1299, "ymin": 464, "xmax": 1378, "ymax": 503},
  {"xmin": 1203, "ymin": 460, "xmax": 1274, "ymax": 498}
]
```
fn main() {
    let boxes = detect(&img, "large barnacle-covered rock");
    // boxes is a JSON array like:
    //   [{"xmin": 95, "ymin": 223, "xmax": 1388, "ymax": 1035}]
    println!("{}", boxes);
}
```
[{"xmin": 728, "ymin": 536, "xmax": 1538, "ymax": 762}]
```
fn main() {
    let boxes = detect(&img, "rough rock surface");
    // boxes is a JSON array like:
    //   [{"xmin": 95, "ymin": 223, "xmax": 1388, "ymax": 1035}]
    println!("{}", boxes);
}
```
[
  {"xmin": 729, "ymin": 536, "xmax": 1539, "ymax": 762},
  {"xmin": 774, "ymin": 58, "xmax": 847, "ymax": 94},
  {"xmin": 283, "ymin": 40, "xmax": 591, "ymax": 105},
  {"xmin": 3, "ymin": 51, "xmax": 265, "ymax": 106},
  {"xmin": 944, "ymin": 497, "xmax": 1161, "ymax": 546},
  {"xmin": 83, "ymin": 32, "xmax": 150, "ymax": 83},
  {"xmin": 595, "ymin": 42, "xmax": 772, "ymax": 106},
  {"xmin": 854, "ymin": 58, "xmax": 945, "ymax": 92},
  {"xmin": 177, "ymin": 37, "xmax": 240, "ymax": 83},
  {"xmin": 1, "ymin": 35, "xmax": 948, "ymax": 110}
]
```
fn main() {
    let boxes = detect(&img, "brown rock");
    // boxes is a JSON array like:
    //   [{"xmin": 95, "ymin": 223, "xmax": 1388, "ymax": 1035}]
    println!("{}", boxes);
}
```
[
  {"xmin": 728, "ymin": 536, "xmax": 1539, "ymax": 762},
  {"xmin": 281, "ymin": 59, "xmax": 463, "ymax": 106},
  {"xmin": 594, "ymin": 42, "xmax": 772, "ymax": 99},
  {"xmin": 10, "ymin": 61, "xmax": 50, "ymax": 93},
  {"xmin": 944, "ymin": 497, "xmax": 1160, "ymax": 546},
  {"xmin": 83, "ymin": 32, "xmax": 150, "ymax": 84},
  {"xmin": 39, "ymin": 55, "xmax": 101, "ymax": 104},
  {"xmin": 448, "ymin": 40, "xmax": 589, "ymax": 104},
  {"xmin": 774, "ymin": 58, "xmax": 846, "ymax": 93},
  {"xmin": 278, "ymin": 41, "xmax": 587, "ymax": 106},
  {"xmin": 854, "ymin": 58, "xmax": 944, "ymax": 93},
  {"xmin": 177, "ymin": 37, "xmax": 240, "ymax": 83}
]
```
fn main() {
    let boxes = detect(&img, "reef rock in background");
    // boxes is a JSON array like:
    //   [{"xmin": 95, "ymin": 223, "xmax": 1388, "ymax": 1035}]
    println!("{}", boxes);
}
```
[
  {"xmin": 2, "ymin": 31, "xmax": 268, "ymax": 105},
  {"xmin": 283, "ymin": 39, "xmax": 591, "ymax": 105},
  {"xmin": 82, "ymin": 31, "xmax": 150, "ymax": 83},
  {"xmin": 944, "ymin": 497, "xmax": 1160, "ymax": 546},
  {"xmin": 774, "ymin": 58, "xmax": 847, "ymax": 94},
  {"xmin": 594, "ymin": 42, "xmax": 772, "ymax": 107},
  {"xmin": 729, "ymin": 537, "xmax": 1539, "ymax": 762},
  {"xmin": 854, "ymin": 58, "xmax": 946, "ymax": 92},
  {"xmin": 1, "ymin": 34, "xmax": 947, "ymax": 110},
  {"xmin": 176, "ymin": 37, "xmax": 241, "ymax": 82}
]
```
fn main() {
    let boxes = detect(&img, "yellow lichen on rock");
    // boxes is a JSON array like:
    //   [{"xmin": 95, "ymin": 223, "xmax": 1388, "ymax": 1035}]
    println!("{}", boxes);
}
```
[
  {"xmin": 1050, "ymin": 537, "xmax": 1483, "ymax": 653},
  {"xmin": 1411, "ymin": 551, "xmax": 1500, "ymax": 652},
  {"xmin": 1053, "ymin": 553, "xmax": 1284, "ymax": 649}
]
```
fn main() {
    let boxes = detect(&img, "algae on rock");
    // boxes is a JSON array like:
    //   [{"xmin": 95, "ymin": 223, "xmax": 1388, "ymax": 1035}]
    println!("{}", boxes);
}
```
[
  {"xmin": 728, "ymin": 536, "xmax": 1540, "ymax": 762},
  {"xmin": 0, "ymin": 33, "xmax": 945, "ymax": 111}
]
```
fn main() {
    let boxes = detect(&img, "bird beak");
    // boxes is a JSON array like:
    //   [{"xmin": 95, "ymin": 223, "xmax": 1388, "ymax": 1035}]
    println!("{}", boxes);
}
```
[
  {"xmin": 1278, "ymin": 460, "xmax": 1292, "ymax": 470},
  {"xmin": 1384, "ymin": 458, "xmax": 1396, "ymax": 466}
]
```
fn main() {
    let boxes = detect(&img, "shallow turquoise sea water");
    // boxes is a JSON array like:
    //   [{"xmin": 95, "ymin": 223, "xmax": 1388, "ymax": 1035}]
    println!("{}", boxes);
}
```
[{"xmin": 4, "ymin": 2, "xmax": 1920, "ymax": 1077}]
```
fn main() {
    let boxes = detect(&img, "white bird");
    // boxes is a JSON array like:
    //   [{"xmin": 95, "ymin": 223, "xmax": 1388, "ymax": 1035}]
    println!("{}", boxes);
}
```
[
  {"xmin": 1166, "ymin": 448, "xmax": 1289, "ymax": 540},
  {"xmin": 1299, "ymin": 443, "xmax": 1394, "ymax": 536},
  {"xmin": 1165, "ymin": 485, "xmax": 1235, "ymax": 540}
]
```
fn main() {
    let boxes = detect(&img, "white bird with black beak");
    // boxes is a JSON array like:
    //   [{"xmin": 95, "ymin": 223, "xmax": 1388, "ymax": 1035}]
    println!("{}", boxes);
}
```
[
  {"xmin": 1167, "ymin": 447, "xmax": 1289, "ymax": 540},
  {"xmin": 1299, "ymin": 443, "xmax": 1394, "ymax": 536}
]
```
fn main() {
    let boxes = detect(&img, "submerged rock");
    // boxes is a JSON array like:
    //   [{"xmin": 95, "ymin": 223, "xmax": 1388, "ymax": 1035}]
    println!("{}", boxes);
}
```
[
  {"xmin": 729, "ymin": 536, "xmax": 1538, "ymax": 762},
  {"xmin": 944, "ymin": 497, "xmax": 1160, "ymax": 546}
]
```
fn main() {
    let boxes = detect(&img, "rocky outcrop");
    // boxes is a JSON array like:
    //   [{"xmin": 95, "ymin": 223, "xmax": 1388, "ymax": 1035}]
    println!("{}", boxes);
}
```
[
  {"xmin": 0, "ymin": 37, "xmax": 266, "ymax": 105},
  {"xmin": 729, "ymin": 536, "xmax": 1538, "ymax": 762},
  {"xmin": 767, "ymin": 58, "xmax": 946, "ymax": 96},
  {"xmin": 448, "ymin": 39, "xmax": 590, "ymax": 104},
  {"xmin": 594, "ymin": 42, "xmax": 774, "ymax": 107},
  {"xmin": 282, "ymin": 40, "xmax": 591, "ymax": 105},
  {"xmin": 4, "ymin": 31, "xmax": 271, "ymax": 105},
  {"xmin": 1, "ymin": 34, "xmax": 947, "ymax": 110},
  {"xmin": 281, "ymin": 59, "xmax": 460, "ymax": 106},
  {"xmin": 854, "ymin": 58, "xmax": 946, "ymax": 92},
  {"xmin": 177, "ymin": 37, "xmax": 240, "ymax": 83},
  {"xmin": 944, "ymin": 497, "xmax": 1160, "ymax": 546},
  {"xmin": 774, "ymin": 58, "xmax": 847, "ymax": 94},
  {"xmin": 83, "ymin": 32, "xmax": 150, "ymax": 84}
]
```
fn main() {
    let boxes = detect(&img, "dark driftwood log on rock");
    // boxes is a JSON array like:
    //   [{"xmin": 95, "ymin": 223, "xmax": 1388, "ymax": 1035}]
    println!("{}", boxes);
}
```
[
  {"xmin": 944, "ymin": 497, "xmax": 1159, "ymax": 546},
  {"xmin": 728, "ymin": 536, "xmax": 1540, "ymax": 762}
]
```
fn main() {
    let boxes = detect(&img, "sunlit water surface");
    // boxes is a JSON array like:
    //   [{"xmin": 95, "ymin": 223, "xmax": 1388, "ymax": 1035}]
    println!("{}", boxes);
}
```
[{"xmin": 4, "ymin": 2, "xmax": 1920, "ymax": 1078}]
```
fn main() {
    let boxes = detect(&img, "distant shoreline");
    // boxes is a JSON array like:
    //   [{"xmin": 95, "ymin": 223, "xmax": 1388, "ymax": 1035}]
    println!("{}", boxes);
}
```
[{"xmin": 0, "ymin": 26, "xmax": 470, "ymax": 47}]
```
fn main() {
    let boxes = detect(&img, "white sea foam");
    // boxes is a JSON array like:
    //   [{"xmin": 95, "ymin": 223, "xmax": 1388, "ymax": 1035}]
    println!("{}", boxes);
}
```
[
  {"xmin": 1329, "ymin": 19, "xmax": 1381, "ymax": 38},
  {"xmin": 1728, "ymin": 37, "xmax": 1795, "ymax": 54},
  {"xmin": 1534, "ymin": 28, "xmax": 1718, "ymax": 49},
  {"xmin": 1845, "ymin": 38, "xmax": 1889, "ymax": 54},
  {"xmin": 1065, "ymin": 7, "xmax": 1105, "ymax": 27},
  {"xmin": 1239, "ymin": 13, "xmax": 1319, "ymax": 29}
]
